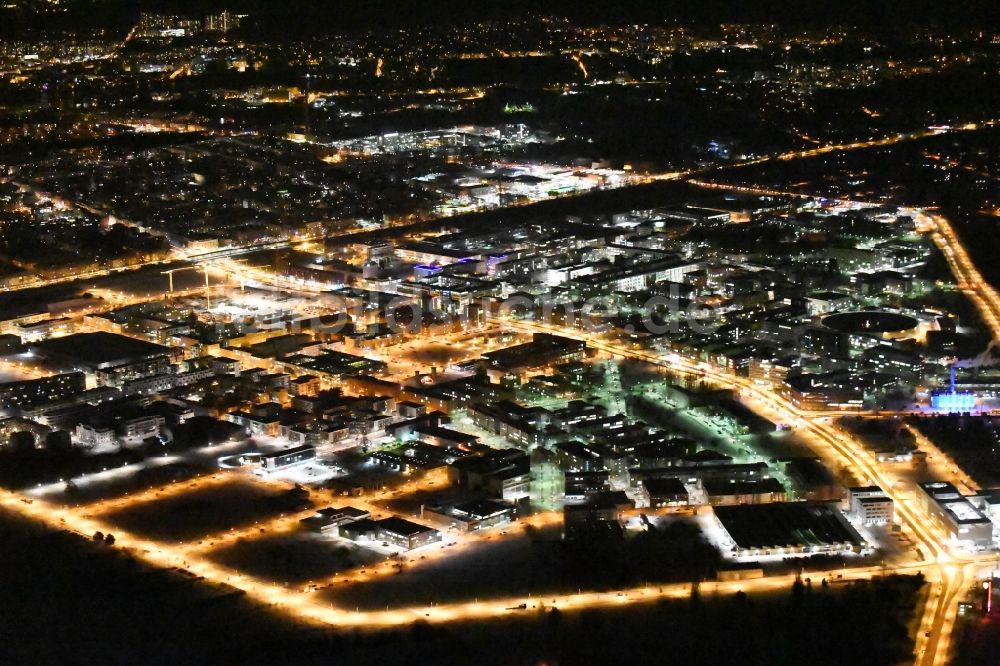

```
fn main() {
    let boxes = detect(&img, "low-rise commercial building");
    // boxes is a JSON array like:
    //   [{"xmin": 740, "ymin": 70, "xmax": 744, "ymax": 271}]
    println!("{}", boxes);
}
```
[
  {"xmin": 704, "ymin": 478, "xmax": 787, "ymax": 505},
  {"xmin": 260, "ymin": 444, "xmax": 317, "ymax": 471},
  {"xmin": 713, "ymin": 501, "xmax": 866, "ymax": 558},
  {"xmin": 916, "ymin": 482, "xmax": 993, "ymax": 549},
  {"xmin": 847, "ymin": 486, "xmax": 894, "ymax": 526},
  {"xmin": 448, "ymin": 449, "xmax": 531, "ymax": 500},
  {"xmin": 301, "ymin": 506, "xmax": 370, "ymax": 534},
  {"xmin": 422, "ymin": 499, "xmax": 516, "ymax": 532},
  {"xmin": 374, "ymin": 516, "xmax": 442, "ymax": 550}
]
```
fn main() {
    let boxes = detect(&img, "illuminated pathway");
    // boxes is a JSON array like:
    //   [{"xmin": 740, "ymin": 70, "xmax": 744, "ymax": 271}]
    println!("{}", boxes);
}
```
[
  {"xmin": 0, "ymin": 325, "xmax": 979, "ymax": 657},
  {"xmin": 900, "ymin": 421, "xmax": 979, "ymax": 495},
  {"xmin": 650, "ymin": 121, "xmax": 995, "ymax": 183},
  {"xmin": 178, "ymin": 469, "xmax": 452, "ymax": 557},
  {"xmin": 4, "ymin": 320, "xmax": 965, "ymax": 655},
  {"xmin": 0, "ymin": 482, "xmax": 956, "ymax": 628},
  {"xmin": 81, "ymin": 472, "xmax": 232, "ymax": 514}
]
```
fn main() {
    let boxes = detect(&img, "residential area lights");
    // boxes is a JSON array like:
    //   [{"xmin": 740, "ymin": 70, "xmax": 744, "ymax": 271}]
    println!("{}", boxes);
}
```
[
  {"xmin": 0, "ymin": 296, "xmax": 989, "ymax": 666},
  {"xmin": 0, "ymin": 201, "xmax": 985, "ymax": 665},
  {"xmin": 3, "ymin": 19, "xmax": 1000, "ymax": 662}
]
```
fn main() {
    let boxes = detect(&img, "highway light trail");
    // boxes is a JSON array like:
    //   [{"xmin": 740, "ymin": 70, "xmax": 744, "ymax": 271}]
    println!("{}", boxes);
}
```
[{"xmin": 914, "ymin": 210, "xmax": 1000, "ymax": 341}]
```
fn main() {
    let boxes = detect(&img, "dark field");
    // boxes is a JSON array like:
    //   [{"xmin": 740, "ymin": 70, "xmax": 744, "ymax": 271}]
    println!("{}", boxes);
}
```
[
  {"xmin": 97, "ymin": 478, "xmax": 311, "ymax": 543},
  {"xmin": 0, "ymin": 502, "xmax": 924, "ymax": 666}
]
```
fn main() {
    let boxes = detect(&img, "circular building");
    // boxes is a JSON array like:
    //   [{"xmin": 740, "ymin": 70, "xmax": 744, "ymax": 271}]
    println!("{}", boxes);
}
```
[{"xmin": 822, "ymin": 311, "xmax": 920, "ymax": 339}]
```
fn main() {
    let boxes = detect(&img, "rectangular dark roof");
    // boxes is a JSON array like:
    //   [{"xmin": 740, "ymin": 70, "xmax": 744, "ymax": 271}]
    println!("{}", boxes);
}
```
[
  {"xmin": 32, "ymin": 332, "xmax": 171, "ymax": 368},
  {"xmin": 714, "ymin": 501, "xmax": 864, "ymax": 550},
  {"xmin": 451, "ymin": 499, "xmax": 513, "ymax": 520},
  {"xmin": 317, "ymin": 505, "xmax": 370, "ymax": 520},
  {"xmin": 642, "ymin": 477, "xmax": 689, "ymax": 497},
  {"xmin": 482, "ymin": 333, "xmax": 586, "ymax": 371},
  {"xmin": 704, "ymin": 477, "xmax": 785, "ymax": 496},
  {"xmin": 376, "ymin": 516, "xmax": 437, "ymax": 537},
  {"xmin": 261, "ymin": 444, "xmax": 315, "ymax": 460},
  {"xmin": 341, "ymin": 517, "xmax": 378, "ymax": 536},
  {"xmin": 415, "ymin": 425, "xmax": 479, "ymax": 444}
]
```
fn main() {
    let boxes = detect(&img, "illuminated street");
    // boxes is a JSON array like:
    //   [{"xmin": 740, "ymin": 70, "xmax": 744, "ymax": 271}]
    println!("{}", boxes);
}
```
[{"xmin": 4, "ymin": 4, "xmax": 1000, "ymax": 664}]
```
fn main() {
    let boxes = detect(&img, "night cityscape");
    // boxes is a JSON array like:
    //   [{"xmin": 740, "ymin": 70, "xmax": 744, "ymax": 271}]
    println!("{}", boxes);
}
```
[{"xmin": 4, "ymin": 1, "xmax": 1000, "ymax": 664}]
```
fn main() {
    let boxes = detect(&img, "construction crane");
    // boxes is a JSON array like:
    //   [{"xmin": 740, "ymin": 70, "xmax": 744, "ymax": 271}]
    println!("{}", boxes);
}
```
[{"xmin": 161, "ymin": 265, "xmax": 214, "ymax": 307}]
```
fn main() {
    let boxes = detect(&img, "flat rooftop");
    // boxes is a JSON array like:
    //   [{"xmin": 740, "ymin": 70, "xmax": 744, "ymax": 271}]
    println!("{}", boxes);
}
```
[
  {"xmin": 918, "ymin": 481, "xmax": 992, "ymax": 524},
  {"xmin": 261, "ymin": 444, "xmax": 316, "ymax": 459},
  {"xmin": 941, "ymin": 499, "xmax": 991, "ymax": 525},
  {"xmin": 376, "ymin": 516, "xmax": 438, "ymax": 537},
  {"xmin": 450, "ymin": 499, "xmax": 513, "ymax": 520},
  {"xmin": 641, "ymin": 477, "xmax": 688, "ymax": 497},
  {"xmin": 714, "ymin": 501, "xmax": 865, "ymax": 550},
  {"xmin": 31, "ymin": 332, "xmax": 172, "ymax": 369},
  {"xmin": 704, "ymin": 478, "xmax": 785, "ymax": 497}
]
